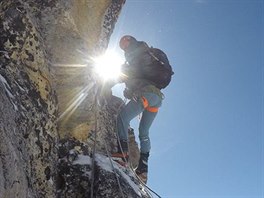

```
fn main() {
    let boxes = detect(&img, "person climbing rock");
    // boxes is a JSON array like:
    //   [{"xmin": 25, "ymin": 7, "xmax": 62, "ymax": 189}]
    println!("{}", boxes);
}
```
[{"xmin": 112, "ymin": 35, "xmax": 174, "ymax": 183}]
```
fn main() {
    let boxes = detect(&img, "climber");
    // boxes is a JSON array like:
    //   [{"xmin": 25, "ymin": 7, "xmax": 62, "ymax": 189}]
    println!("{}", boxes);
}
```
[{"xmin": 112, "ymin": 35, "xmax": 173, "ymax": 183}]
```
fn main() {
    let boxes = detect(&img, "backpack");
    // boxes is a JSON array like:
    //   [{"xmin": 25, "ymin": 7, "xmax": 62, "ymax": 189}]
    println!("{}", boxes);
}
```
[{"xmin": 141, "ymin": 47, "xmax": 174, "ymax": 89}]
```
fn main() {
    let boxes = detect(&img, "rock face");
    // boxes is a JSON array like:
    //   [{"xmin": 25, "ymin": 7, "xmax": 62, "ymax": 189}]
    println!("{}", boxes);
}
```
[
  {"xmin": 0, "ymin": 0, "xmax": 145, "ymax": 197},
  {"xmin": 0, "ymin": 0, "xmax": 58, "ymax": 197},
  {"xmin": 57, "ymin": 138, "xmax": 145, "ymax": 198}
]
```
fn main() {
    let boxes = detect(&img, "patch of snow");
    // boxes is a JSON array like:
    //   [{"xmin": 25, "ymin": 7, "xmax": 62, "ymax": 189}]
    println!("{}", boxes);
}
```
[
  {"xmin": 12, "ymin": 103, "xmax": 18, "ymax": 111},
  {"xmin": 83, "ymin": 170, "xmax": 91, "ymax": 178},
  {"xmin": 15, "ymin": 81, "xmax": 25, "ymax": 91},
  {"xmin": 0, "ymin": 50, "xmax": 10, "ymax": 59},
  {"xmin": 69, "ymin": 149, "xmax": 76, "ymax": 155},
  {"xmin": 0, "ymin": 74, "xmax": 14, "ymax": 99},
  {"xmin": 114, "ymin": 165, "xmax": 142, "ymax": 197},
  {"xmin": 73, "ymin": 155, "xmax": 92, "ymax": 165},
  {"xmin": 48, "ymin": 178, "xmax": 54, "ymax": 185},
  {"xmin": 0, "ymin": 74, "xmax": 9, "ymax": 87},
  {"xmin": 0, "ymin": 74, "xmax": 18, "ymax": 111},
  {"xmin": 95, "ymin": 153, "xmax": 113, "ymax": 173},
  {"xmin": 95, "ymin": 153, "xmax": 142, "ymax": 196}
]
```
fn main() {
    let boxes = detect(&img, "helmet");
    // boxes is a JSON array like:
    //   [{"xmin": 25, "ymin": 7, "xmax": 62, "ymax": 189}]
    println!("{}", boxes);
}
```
[{"xmin": 119, "ymin": 35, "xmax": 136, "ymax": 50}]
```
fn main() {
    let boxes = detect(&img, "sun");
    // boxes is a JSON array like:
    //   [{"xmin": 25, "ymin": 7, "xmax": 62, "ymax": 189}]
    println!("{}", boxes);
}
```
[{"xmin": 92, "ymin": 50, "xmax": 124, "ymax": 81}]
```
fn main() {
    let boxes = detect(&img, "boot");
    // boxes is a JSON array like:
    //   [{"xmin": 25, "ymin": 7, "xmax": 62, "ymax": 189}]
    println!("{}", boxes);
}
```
[
  {"xmin": 112, "ymin": 140, "xmax": 129, "ymax": 165},
  {"xmin": 135, "ymin": 152, "xmax": 149, "ymax": 183}
]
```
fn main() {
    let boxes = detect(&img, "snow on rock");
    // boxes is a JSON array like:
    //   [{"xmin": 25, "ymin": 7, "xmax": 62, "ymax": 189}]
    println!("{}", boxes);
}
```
[
  {"xmin": 0, "ymin": 74, "xmax": 13, "ymax": 98},
  {"xmin": 73, "ymin": 155, "xmax": 92, "ymax": 165},
  {"xmin": 57, "ymin": 138, "xmax": 150, "ymax": 198},
  {"xmin": 95, "ymin": 153, "xmax": 114, "ymax": 173},
  {"xmin": 113, "ymin": 163, "xmax": 142, "ymax": 197},
  {"xmin": 0, "ymin": 74, "xmax": 14, "ymax": 98},
  {"xmin": 57, "ymin": 139, "xmax": 92, "ymax": 197},
  {"xmin": 0, "ymin": 74, "xmax": 18, "ymax": 110},
  {"xmin": 0, "ymin": 1, "xmax": 58, "ymax": 196}
]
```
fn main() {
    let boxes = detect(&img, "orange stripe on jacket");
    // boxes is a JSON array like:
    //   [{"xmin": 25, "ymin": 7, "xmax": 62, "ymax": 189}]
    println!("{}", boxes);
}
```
[{"xmin": 141, "ymin": 97, "xmax": 159, "ymax": 113}]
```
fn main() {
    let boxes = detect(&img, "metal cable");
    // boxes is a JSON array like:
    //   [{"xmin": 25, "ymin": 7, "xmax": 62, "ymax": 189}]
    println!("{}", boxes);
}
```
[
  {"xmin": 104, "ymin": 139, "xmax": 125, "ymax": 198},
  {"xmin": 129, "ymin": 167, "xmax": 161, "ymax": 198},
  {"xmin": 90, "ymin": 88, "xmax": 127, "ymax": 198},
  {"xmin": 90, "ymin": 86, "xmax": 100, "ymax": 198}
]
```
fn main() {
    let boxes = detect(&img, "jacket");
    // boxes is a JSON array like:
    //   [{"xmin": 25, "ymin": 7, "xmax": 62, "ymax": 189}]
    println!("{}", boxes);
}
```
[{"xmin": 121, "ymin": 41, "xmax": 164, "ymax": 99}]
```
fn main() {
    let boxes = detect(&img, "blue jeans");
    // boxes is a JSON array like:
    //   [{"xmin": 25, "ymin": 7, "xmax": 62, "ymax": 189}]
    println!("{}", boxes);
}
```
[{"xmin": 117, "ymin": 92, "xmax": 162, "ymax": 153}]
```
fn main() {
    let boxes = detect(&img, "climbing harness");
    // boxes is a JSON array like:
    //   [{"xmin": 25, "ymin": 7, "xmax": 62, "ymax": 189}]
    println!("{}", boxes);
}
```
[{"xmin": 141, "ymin": 96, "xmax": 159, "ymax": 113}]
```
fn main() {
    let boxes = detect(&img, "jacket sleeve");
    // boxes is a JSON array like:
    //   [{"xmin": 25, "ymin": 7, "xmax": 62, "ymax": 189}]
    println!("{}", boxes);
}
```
[{"xmin": 120, "ymin": 62, "xmax": 141, "ymax": 79}]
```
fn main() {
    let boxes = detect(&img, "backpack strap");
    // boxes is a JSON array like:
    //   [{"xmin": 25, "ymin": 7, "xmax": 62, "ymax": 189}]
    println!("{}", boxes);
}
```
[{"xmin": 147, "ymin": 47, "xmax": 166, "ymax": 65}]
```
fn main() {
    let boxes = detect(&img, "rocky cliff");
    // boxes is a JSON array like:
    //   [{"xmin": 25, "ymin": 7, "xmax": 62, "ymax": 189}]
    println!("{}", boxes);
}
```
[{"xmin": 0, "ymin": 0, "xmax": 148, "ymax": 197}]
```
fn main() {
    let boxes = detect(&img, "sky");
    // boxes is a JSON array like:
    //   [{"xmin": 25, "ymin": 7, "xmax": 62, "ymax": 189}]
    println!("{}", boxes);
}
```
[{"xmin": 108, "ymin": 1, "xmax": 263, "ymax": 198}]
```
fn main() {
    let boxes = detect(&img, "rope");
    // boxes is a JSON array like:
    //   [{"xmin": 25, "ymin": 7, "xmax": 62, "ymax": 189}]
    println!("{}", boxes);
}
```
[
  {"xmin": 91, "ymin": 87, "xmax": 126, "ymax": 198},
  {"xmin": 104, "ymin": 139, "xmax": 125, "ymax": 198},
  {"xmin": 90, "ymin": 86, "xmax": 100, "ymax": 198},
  {"xmin": 115, "ymin": 98, "xmax": 130, "ymax": 167},
  {"xmin": 129, "ymin": 167, "xmax": 161, "ymax": 198}
]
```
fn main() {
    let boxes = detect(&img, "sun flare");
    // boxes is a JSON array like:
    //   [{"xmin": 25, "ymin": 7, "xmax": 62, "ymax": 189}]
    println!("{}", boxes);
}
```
[{"xmin": 93, "ymin": 50, "xmax": 124, "ymax": 81}]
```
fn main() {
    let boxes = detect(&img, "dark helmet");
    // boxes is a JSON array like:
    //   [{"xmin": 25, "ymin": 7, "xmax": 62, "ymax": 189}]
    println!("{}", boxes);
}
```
[{"xmin": 119, "ymin": 35, "xmax": 136, "ymax": 51}]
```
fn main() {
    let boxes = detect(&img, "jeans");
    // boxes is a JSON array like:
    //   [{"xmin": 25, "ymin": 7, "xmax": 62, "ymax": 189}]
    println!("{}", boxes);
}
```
[{"xmin": 117, "ymin": 92, "xmax": 162, "ymax": 153}]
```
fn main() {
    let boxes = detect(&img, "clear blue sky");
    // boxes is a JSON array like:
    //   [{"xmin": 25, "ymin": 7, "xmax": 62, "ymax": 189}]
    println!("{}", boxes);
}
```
[{"xmin": 108, "ymin": 1, "xmax": 263, "ymax": 197}]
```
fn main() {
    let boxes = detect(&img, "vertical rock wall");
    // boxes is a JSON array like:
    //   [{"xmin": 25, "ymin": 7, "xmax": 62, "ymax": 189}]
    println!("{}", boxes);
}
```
[
  {"xmin": 0, "ymin": 0, "xmax": 58, "ymax": 197},
  {"xmin": 0, "ymin": 0, "xmax": 128, "ymax": 197}
]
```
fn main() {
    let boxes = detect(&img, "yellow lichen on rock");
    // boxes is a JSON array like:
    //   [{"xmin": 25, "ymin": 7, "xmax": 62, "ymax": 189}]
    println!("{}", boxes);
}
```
[
  {"xmin": 71, "ymin": 123, "xmax": 93, "ymax": 141},
  {"xmin": 72, "ymin": 0, "xmax": 112, "ymax": 45},
  {"xmin": 53, "ymin": 0, "xmax": 117, "ymax": 139}
]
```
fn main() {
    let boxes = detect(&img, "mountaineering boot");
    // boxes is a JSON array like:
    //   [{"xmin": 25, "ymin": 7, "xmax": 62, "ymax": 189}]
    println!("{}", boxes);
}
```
[
  {"xmin": 112, "ymin": 140, "xmax": 129, "ymax": 166},
  {"xmin": 135, "ymin": 152, "xmax": 149, "ymax": 184}
]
